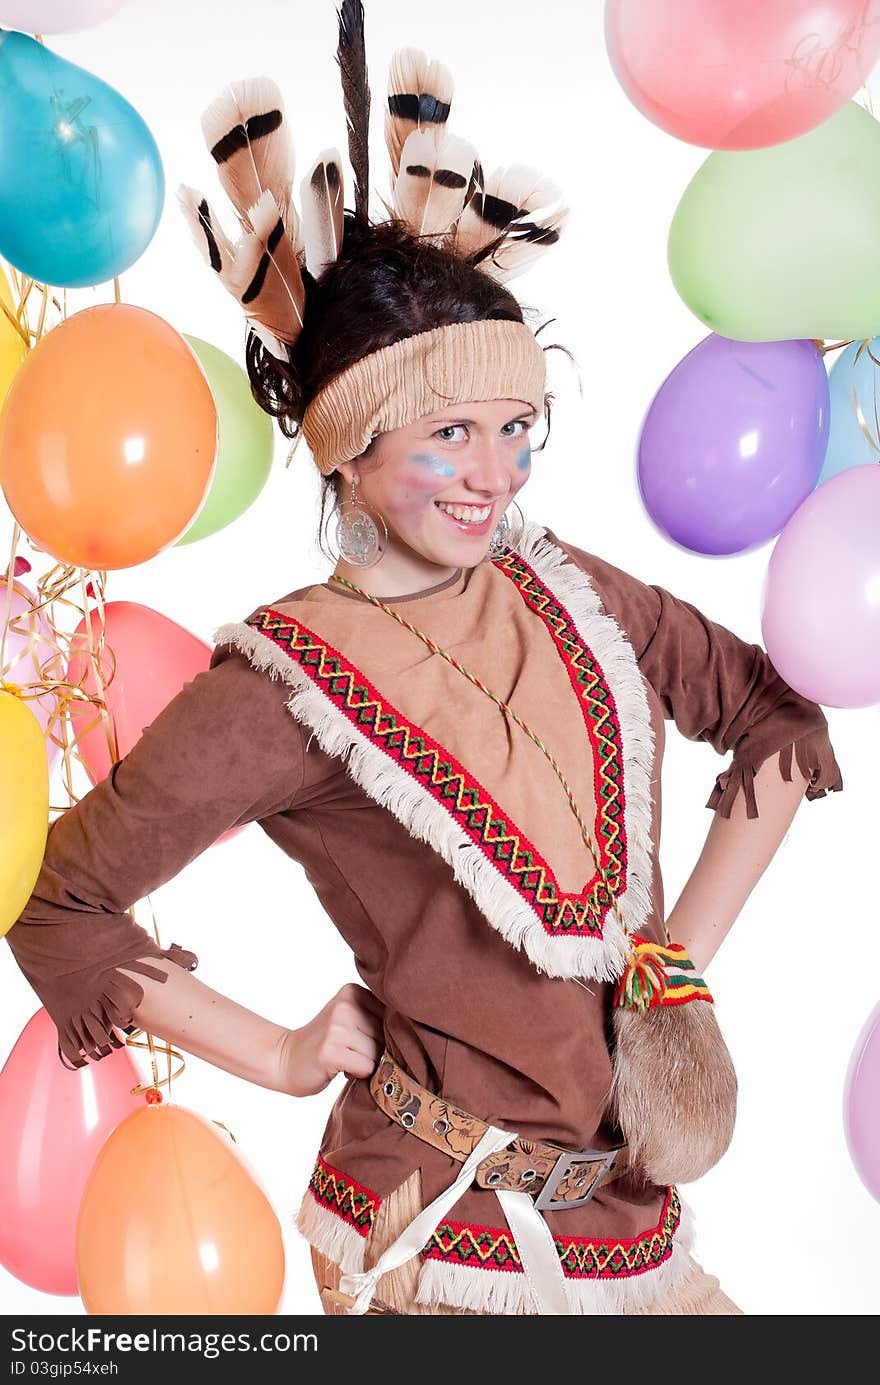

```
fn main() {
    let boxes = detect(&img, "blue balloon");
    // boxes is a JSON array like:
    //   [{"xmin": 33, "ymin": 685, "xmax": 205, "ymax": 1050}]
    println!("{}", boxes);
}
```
[
  {"xmin": 0, "ymin": 30, "xmax": 164, "ymax": 287},
  {"xmin": 822, "ymin": 337, "xmax": 880, "ymax": 485}
]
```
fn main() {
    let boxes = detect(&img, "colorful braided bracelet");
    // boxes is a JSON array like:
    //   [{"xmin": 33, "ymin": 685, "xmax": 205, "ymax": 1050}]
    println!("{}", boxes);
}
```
[{"xmin": 614, "ymin": 935, "xmax": 713, "ymax": 1012}]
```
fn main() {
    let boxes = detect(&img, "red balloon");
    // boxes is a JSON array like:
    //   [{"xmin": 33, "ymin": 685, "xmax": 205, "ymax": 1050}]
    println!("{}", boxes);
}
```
[
  {"xmin": 66, "ymin": 601, "xmax": 242, "ymax": 844},
  {"xmin": 606, "ymin": 0, "xmax": 880, "ymax": 149},
  {"xmin": 0, "ymin": 1008, "xmax": 144, "ymax": 1295}
]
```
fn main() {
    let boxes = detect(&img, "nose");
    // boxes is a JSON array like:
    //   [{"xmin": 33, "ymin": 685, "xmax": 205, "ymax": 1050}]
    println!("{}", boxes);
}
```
[{"xmin": 465, "ymin": 439, "xmax": 515, "ymax": 498}]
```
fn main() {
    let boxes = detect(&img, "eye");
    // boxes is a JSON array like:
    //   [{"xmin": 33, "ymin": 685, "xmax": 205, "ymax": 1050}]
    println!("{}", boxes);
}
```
[
  {"xmin": 501, "ymin": 419, "xmax": 530, "ymax": 436},
  {"xmin": 433, "ymin": 424, "xmax": 468, "ymax": 443}
]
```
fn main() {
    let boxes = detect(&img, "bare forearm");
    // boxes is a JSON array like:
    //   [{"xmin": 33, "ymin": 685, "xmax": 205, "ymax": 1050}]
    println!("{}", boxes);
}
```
[
  {"xmin": 117, "ymin": 958, "xmax": 293, "ymax": 1094},
  {"xmin": 665, "ymin": 753, "xmax": 811, "ymax": 973}
]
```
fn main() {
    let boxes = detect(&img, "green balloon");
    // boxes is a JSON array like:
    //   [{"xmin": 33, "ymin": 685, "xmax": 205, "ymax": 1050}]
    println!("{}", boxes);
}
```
[
  {"xmin": 174, "ymin": 336, "xmax": 274, "ymax": 545},
  {"xmin": 668, "ymin": 102, "xmax": 880, "ymax": 342}
]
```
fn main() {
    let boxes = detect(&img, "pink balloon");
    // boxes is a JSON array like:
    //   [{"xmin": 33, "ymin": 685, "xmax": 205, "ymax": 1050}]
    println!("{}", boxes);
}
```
[
  {"xmin": 606, "ymin": 0, "xmax": 880, "ymax": 149},
  {"xmin": 67, "ymin": 601, "xmax": 211, "ymax": 784},
  {"xmin": 844, "ymin": 1002, "xmax": 880, "ymax": 1202},
  {"xmin": 761, "ymin": 466, "xmax": 880, "ymax": 708},
  {"xmin": 0, "ymin": 2, "xmax": 127, "ymax": 34},
  {"xmin": 0, "ymin": 577, "xmax": 61, "ymax": 769},
  {"xmin": 0, "ymin": 1007, "xmax": 145, "ymax": 1294},
  {"xmin": 66, "ymin": 601, "xmax": 242, "ymax": 845}
]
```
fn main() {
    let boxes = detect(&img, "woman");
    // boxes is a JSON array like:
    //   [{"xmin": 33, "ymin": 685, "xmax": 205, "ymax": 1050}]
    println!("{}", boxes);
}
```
[{"xmin": 4, "ymin": 4, "xmax": 842, "ymax": 1315}]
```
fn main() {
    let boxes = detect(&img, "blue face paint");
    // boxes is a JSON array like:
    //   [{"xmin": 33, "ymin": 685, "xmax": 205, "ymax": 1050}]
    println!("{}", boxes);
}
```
[
  {"xmin": 409, "ymin": 452, "xmax": 456, "ymax": 478},
  {"xmin": 517, "ymin": 445, "xmax": 532, "ymax": 471}
]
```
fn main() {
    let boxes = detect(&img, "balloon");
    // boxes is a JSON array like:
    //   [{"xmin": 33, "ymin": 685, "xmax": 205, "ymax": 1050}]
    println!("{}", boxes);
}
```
[
  {"xmin": 0, "ymin": 1008, "xmax": 144, "ymax": 1294},
  {"xmin": 175, "ymin": 337, "xmax": 274, "ymax": 545},
  {"xmin": 0, "ymin": 688, "xmax": 48, "ymax": 939},
  {"xmin": 0, "ymin": 263, "xmax": 27, "ymax": 408},
  {"xmin": 844, "ymin": 1002, "xmax": 880, "ymax": 1203},
  {"xmin": 67, "ymin": 602, "xmax": 213, "ymax": 785},
  {"xmin": 0, "ymin": 3, "xmax": 127, "ymax": 33},
  {"xmin": 0, "ymin": 304, "xmax": 218, "ymax": 569},
  {"xmin": 606, "ymin": 0, "xmax": 880, "ymax": 150},
  {"xmin": 0, "ymin": 31, "xmax": 163, "ymax": 287},
  {"xmin": 0, "ymin": 575, "xmax": 61, "ymax": 770},
  {"xmin": 821, "ymin": 337, "xmax": 880, "ymax": 483},
  {"xmin": 637, "ymin": 335, "xmax": 828, "ymax": 555},
  {"xmin": 66, "ymin": 602, "xmax": 242, "ymax": 845},
  {"xmin": 76, "ymin": 1104, "xmax": 285, "ymax": 1314},
  {"xmin": 762, "ymin": 465, "xmax": 880, "ymax": 707},
  {"xmin": 668, "ymin": 103, "xmax": 880, "ymax": 342}
]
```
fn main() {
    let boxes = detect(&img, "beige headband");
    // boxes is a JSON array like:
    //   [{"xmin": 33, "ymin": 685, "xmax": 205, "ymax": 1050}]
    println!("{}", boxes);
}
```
[{"xmin": 301, "ymin": 318, "xmax": 547, "ymax": 475}]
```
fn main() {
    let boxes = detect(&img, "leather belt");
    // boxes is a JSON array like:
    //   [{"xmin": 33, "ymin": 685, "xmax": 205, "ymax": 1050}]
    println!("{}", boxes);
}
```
[{"xmin": 370, "ymin": 1050, "xmax": 629, "ymax": 1213}]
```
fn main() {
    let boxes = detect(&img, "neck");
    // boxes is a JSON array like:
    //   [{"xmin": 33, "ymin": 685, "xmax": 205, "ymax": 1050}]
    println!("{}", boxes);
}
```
[{"xmin": 329, "ymin": 541, "xmax": 460, "ymax": 599}]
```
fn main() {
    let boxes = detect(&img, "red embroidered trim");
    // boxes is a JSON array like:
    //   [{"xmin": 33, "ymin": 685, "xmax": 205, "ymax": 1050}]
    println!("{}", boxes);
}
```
[
  {"xmin": 421, "ymin": 1187, "xmax": 681, "ymax": 1279},
  {"xmin": 307, "ymin": 1154, "xmax": 381, "ymax": 1238},
  {"xmin": 247, "ymin": 552, "xmax": 629, "ymax": 941}
]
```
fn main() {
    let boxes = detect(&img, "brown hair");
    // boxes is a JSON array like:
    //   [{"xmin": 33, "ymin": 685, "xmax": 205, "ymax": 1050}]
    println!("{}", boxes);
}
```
[{"xmin": 244, "ymin": 213, "xmax": 560, "ymax": 555}]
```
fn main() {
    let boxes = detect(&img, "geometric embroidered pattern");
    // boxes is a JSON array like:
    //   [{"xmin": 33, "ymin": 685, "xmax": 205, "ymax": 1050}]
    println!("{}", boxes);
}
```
[
  {"xmin": 420, "ymin": 1186, "xmax": 681, "ymax": 1279},
  {"xmin": 307, "ymin": 1154, "xmax": 382, "ymax": 1238},
  {"xmin": 248, "ymin": 550, "xmax": 629, "ymax": 940}
]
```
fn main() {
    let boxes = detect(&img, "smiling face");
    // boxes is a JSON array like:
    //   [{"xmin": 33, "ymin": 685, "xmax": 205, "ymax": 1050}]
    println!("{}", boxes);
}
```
[{"xmin": 336, "ymin": 398, "xmax": 537, "ymax": 575}]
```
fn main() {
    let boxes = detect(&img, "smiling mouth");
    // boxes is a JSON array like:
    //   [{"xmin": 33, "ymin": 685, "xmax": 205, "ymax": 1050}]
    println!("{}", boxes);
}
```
[{"xmin": 434, "ymin": 500, "xmax": 493, "ymax": 524}]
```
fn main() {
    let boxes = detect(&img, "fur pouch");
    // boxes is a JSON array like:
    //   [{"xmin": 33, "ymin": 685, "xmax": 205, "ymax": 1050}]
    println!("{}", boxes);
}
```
[{"xmin": 609, "ymin": 999, "xmax": 738, "ymax": 1185}]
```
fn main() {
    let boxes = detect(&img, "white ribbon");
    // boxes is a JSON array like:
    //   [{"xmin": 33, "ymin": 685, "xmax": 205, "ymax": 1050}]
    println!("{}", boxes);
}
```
[
  {"xmin": 337, "ymin": 1123, "xmax": 518, "ymax": 1315},
  {"xmin": 495, "ymin": 1188, "xmax": 571, "ymax": 1315},
  {"xmin": 337, "ymin": 1124, "xmax": 576, "ymax": 1316}
]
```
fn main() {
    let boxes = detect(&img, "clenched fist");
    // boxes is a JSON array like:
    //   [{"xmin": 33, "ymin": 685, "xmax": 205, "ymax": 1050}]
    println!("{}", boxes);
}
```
[{"xmin": 281, "ymin": 983, "xmax": 386, "ymax": 1097}]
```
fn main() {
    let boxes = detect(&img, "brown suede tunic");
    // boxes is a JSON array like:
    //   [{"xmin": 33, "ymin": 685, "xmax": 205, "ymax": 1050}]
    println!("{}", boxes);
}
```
[{"xmin": 4, "ymin": 522, "xmax": 843, "ymax": 1303}]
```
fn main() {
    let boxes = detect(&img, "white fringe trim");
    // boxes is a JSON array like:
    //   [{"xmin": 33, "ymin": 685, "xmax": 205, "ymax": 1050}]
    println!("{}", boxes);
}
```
[
  {"xmin": 414, "ymin": 1196, "xmax": 696, "ymax": 1316},
  {"xmin": 294, "ymin": 1188, "xmax": 367, "ymax": 1276},
  {"xmin": 212, "ymin": 522, "xmax": 654, "ymax": 983},
  {"xmin": 515, "ymin": 522, "xmax": 657, "ymax": 954}
]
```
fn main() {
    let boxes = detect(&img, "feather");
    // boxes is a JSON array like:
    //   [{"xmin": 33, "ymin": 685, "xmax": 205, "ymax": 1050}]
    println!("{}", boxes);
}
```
[
  {"xmin": 384, "ymin": 46, "xmax": 454, "ymax": 183},
  {"xmin": 336, "ymin": 0, "xmax": 371, "ymax": 224},
  {"xmin": 200, "ymin": 76, "xmax": 300, "ymax": 250},
  {"xmin": 300, "ymin": 149, "xmax": 345, "ymax": 279},
  {"xmin": 176, "ymin": 183, "xmax": 238, "ymax": 287},
  {"xmin": 178, "ymin": 181, "xmax": 305, "ymax": 359},
  {"xmin": 228, "ymin": 187, "xmax": 306, "ymax": 346},
  {"xmin": 392, "ymin": 128, "xmax": 477, "ymax": 239},
  {"xmin": 452, "ymin": 163, "xmax": 568, "ymax": 282}
]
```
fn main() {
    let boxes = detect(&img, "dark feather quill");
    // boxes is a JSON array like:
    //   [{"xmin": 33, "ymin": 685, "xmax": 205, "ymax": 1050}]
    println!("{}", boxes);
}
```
[{"xmin": 336, "ymin": 0, "xmax": 371, "ymax": 224}]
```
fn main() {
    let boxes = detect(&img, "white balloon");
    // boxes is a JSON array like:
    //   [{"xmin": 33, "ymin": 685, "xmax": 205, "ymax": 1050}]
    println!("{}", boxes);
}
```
[{"xmin": 0, "ymin": 2, "xmax": 127, "ymax": 34}]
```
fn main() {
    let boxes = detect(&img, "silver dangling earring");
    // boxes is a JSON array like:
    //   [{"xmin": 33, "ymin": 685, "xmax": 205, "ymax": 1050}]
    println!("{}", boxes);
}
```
[
  {"xmin": 486, "ymin": 499, "xmax": 525, "ymax": 558},
  {"xmin": 327, "ymin": 474, "xmax": 388, "ymax": 567}
]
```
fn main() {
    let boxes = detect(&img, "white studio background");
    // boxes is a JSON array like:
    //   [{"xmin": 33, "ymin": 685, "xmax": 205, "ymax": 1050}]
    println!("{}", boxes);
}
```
[{"xmin": 0, "ymin": 0, "xmax": 876, "ymax": 1317}]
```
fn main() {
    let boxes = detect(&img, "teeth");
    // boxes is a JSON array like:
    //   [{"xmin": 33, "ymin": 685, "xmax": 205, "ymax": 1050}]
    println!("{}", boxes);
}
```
[{"xmin": 436, "ymin": 501, "xmax": 491, "ymax": 524}]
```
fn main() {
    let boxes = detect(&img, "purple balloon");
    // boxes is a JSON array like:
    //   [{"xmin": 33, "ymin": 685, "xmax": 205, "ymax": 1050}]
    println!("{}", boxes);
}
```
[
  {"xmin": 637, "ymin": 335, "xmax": 829, "ymax": 555},
  {"xmin": 762, "ymin": 465, "xmax": 880, "ymax": 708},
  {"xmin": 844, "ymin": 1002, "xmax": 880, "ymax": 1204}
]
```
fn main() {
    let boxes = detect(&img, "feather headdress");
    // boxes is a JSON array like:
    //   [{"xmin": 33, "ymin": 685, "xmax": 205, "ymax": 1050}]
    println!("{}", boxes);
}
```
[{"xmin": 177, "ymin": 0, "xmax": 567, "ymax": 363}]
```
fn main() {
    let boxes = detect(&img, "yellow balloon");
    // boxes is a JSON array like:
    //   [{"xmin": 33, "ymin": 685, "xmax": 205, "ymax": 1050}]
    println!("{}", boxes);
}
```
[
  {"xmin": 0, "ymin": 689, "xmax": 49, "ymax": 939},
  {"xmin": 0, "ymin": 266, "xmax": 28, "ymax": 411}
]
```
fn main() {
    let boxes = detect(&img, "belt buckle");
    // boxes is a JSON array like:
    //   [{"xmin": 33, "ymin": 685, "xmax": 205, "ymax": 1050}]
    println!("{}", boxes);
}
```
[{"xmin": 533, "ymin": 1144, "xmax": 624, "ymax": 1213}]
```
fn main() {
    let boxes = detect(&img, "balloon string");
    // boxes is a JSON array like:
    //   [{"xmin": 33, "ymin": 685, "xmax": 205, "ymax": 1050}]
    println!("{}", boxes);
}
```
[{"xmin": 850, "ymin": 338, "xmax": 880, "ymax": 456}]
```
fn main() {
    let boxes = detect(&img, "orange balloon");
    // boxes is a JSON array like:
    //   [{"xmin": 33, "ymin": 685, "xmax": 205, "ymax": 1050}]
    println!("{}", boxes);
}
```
[
  {"xmin": 0, "ymin": 304, "xmax": 217, "ymax": 569},
  {"xmin": 76, "ymin": 1105, "xmax": 285, "ymax": 1314}
]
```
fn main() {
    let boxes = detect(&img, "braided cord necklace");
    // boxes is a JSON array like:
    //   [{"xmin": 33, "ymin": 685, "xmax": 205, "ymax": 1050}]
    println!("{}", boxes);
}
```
[{"xmin": 328, "ymin": 570, "xmax": 631, "ymax": 940}]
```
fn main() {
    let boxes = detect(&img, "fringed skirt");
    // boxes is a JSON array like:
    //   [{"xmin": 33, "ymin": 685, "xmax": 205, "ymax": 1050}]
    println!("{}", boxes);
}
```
[{"xmin": 309, "ymin": 1169, "xmax": 743, "ymax": 1316}]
